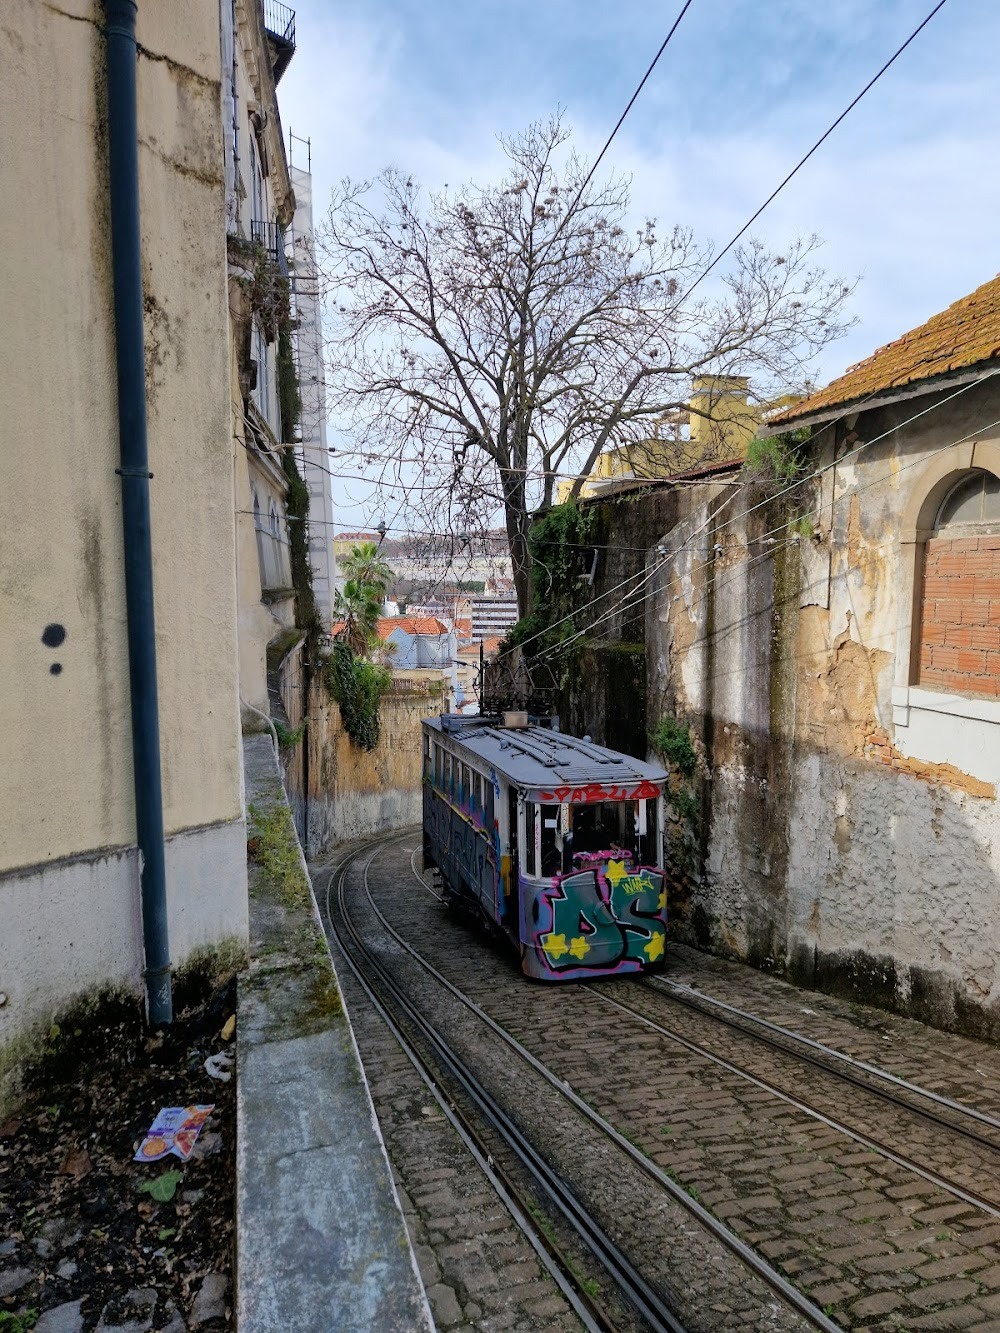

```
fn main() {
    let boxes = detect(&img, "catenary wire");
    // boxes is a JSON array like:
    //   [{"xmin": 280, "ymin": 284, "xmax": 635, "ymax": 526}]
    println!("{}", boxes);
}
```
[
  {"xmin": 529, "ymin": 404, "xmax": 1000, "ymax": 670},
  {"xmin": 679, "ymin": 0, "xmax": 951, "ymax": 303},
  {"xmin": 554, "ymin": 1, "xmax": 695, "ymax": 240}
]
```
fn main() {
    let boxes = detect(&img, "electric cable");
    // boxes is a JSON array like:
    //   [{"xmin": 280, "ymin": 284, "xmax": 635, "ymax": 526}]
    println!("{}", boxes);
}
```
[
  {"xmin": 679, "ymin": 0, "xmax": 951, "ymax": 303},
  {"xmin": 495, "ymin": 369, "xmax": 995, "ymax": 666},
  {"xmin": 526, "ymin": 391, "xmax": 1000, "ymax": 670},
  {"xmin": 535, "ymin": 407, "xmax": 1000, "ymax": 671},
  {"xmin": 555, "ymin": 0, "xmax": 695, "ymax": 239}
]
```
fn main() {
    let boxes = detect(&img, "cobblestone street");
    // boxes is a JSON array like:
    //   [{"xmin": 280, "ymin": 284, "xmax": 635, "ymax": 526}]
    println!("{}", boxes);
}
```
[{"xmin": 315, "ymin": 834, "xmax": 1000, "ymax": 1333}]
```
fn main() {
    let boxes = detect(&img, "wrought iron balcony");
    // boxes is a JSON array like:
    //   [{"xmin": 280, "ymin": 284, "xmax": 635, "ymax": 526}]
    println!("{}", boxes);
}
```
[
  {"xmin": 262, "ymin": 0, "xmax": 296, "ymax": 84},
  {"xmin": 250, "ymin": 219, "xmax": 289, "ymax": 280}
]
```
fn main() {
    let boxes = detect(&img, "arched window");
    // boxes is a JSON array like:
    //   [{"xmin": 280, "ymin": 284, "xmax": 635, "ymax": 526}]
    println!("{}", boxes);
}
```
[
  {"xmin": 252, "ymin": 490, "xmax": 261, "ymax": 528},
  {"xmin": 915, "ymin": 467, "xmax": 1000, "ymax": 698},
  {"xmin": 934, "ymin": 470, "xmax": 1000, "ymax": 530},
  {"xmin": 269, "ymin": 499, "xmax": 280, "ymax": 537}
]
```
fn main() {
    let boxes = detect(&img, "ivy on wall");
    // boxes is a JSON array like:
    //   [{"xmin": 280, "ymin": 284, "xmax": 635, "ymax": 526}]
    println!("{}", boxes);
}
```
[
  {"xmin": 507, "ymin": 501, "xmax": 596, "ymax": 656},
  {"xmin": 323, "ymin": 640, "xmax": 391, "ymax": 751},
  {"xmin": 651, "ymin": 715, "xmax": 703, "ymax": 920}
]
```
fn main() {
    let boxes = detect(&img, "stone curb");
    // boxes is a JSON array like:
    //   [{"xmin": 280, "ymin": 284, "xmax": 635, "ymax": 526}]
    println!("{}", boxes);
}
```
[{"xmin": 237, "ymin": 736, "xmax": 434, "ymax": 1331}]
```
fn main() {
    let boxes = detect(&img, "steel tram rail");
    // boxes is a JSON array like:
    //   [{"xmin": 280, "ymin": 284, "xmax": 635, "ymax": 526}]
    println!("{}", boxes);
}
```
[
  {"xmin": 384, "ymin": 845, "xmax": 844, "ymax": 1333},
  {"xmin": 583, "ymin": 985, "xmax": 1000, "ymax": 1222},
  {"xmin": 644, "ymin": 978, "xmax": 1000, "ymax": 1153},
  {"xmin": 327, "ymin": 845, "xmax": 687, "ymax": 1333}
]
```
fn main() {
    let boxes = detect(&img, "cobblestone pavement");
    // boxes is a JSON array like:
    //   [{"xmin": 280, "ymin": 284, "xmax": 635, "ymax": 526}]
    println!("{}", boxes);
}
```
[
  {"xmin": 326, "ymin": 841, "xmax": 814, "ymax": 1333},
  {"xmin": 352, "ymin": 837, "xmax": 1000, "ymax": 1333}
]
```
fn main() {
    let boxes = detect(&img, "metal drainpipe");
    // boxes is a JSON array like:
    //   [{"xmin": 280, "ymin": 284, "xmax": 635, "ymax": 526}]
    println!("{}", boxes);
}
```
[{"xmin": 105, "ymin": 0, "xmax": 172, "ymax": 1025}]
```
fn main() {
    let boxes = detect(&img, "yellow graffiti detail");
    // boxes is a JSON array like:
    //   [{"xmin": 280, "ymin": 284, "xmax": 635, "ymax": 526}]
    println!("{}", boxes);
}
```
[
  {"xmin": 643, "ymin": 932, "xmax": 665, "ymax": 962},
  {"xmin": 568, "ymin": 936, "xmax": 591, "ymax": 960},
  {"xmin": 618, "ymin": 875, "xmax": 647, "ymax": 896},
  {"xmin": 604, "ymin": 859, "xmax": 628, "ymax": 887},
  {"xmin": 542, "ymin": 933, "xmax": 569, "ymax": 960},
  {"xmin": 658, "ymin": 891, "xmax": 667, "ymax": 911}
]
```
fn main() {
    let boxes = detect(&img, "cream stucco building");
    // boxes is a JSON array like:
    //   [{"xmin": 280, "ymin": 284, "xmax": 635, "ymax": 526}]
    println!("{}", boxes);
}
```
[{"xmin": 0, "ymin": 0, "xmax": 311, "ymax": 1100}]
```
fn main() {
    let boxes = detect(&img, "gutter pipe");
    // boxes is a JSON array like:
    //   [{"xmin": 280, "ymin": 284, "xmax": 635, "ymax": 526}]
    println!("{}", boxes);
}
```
[{"xmin": 105, "ymin": 0, "xmax": 172, "ymax": 1025}]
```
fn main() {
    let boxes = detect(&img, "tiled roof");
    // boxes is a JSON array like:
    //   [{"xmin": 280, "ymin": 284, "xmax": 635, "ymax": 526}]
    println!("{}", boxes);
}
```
[
  {"xmin": 377, "ymin": 616, "xmax": 449, "ymax": 639},
  {"xmin": 667, "ymin": 457, "xmax": 744, "ymax": 482},
  {"xmin": 770, "ymin": 273, "xmax": 1000, "ymax": 426}
]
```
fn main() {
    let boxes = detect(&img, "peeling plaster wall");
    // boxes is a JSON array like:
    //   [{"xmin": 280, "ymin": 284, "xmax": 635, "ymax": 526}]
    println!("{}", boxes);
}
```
[
  {"xmin": 641, "ymin": 378, "xmax": 1000, "ymax": 1038},
  {"xmin": 283, "ymin": 681, "xmax": 438, "ymax": 852}
]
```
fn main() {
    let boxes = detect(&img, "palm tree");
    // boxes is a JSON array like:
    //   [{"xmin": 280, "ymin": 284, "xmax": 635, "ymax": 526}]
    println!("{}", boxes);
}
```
[{"xmin": 334, "ymin": 542, "xmax": 393, "ymax": 657}]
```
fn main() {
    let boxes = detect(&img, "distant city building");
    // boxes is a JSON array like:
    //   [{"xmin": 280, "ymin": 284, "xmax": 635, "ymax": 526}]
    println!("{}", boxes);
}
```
[{"xmin": 470, "ymin": 595, "xmax": 518, "ymax": 641}]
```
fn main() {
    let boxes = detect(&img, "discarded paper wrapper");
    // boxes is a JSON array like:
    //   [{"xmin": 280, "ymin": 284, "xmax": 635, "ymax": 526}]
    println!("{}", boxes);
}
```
[{"xmin": 134, "ymin": 1105, "xmax": 214, "ymax": 1163}]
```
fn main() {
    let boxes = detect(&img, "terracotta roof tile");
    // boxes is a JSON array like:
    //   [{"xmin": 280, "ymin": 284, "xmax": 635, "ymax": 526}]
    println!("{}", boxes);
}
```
[
  {"xmin": 770, "ymin": 272, "xmax": 1000, "ymax": 426},
  {"xmin": 377, "ymin": 616, "xmax": 449, "ymax": 639}
]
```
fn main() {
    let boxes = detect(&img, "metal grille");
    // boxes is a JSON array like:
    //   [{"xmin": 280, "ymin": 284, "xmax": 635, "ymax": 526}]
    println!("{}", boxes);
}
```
[{"xmin": 262, "ymin": 0, "xmax": 295, "ymax": 43}]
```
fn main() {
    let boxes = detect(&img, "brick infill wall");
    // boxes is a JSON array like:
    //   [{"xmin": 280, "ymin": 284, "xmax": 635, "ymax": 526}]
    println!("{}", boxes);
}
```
[{"xmin": 917, "ymin": 535, "xmax": 1000, "ymax": 696}]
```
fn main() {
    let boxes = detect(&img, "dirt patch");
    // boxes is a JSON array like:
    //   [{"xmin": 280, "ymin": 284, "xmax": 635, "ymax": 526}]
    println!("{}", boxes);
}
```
[{"xmin": 0, "ymin": 982, "xmax": 236, "ymax": 1331}]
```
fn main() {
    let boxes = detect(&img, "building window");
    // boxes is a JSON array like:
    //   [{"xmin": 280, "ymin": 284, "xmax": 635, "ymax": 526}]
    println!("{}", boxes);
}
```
[
  {"xmin": 269, "ymin": 499, "xmax": 280, "ymax": 537},
  {"xmin": 916, "ymin": 469, "xmax": 1000, "ymax": 698}
]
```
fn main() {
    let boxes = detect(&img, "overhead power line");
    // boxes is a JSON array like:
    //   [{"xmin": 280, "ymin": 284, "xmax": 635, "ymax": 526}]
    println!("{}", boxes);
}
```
[
  {"xmin": 680, "ymin": 0, "xmax": 951, "ymax": 302},
  {"xmin": 557, "ymin": 0, "xmax": 695, "ymax": 235}
]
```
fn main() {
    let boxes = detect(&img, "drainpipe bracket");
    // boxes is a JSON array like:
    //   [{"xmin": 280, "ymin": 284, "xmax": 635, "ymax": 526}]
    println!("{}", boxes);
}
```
[{"xmin": 116, "ymin": 467, "xmax": 155, "ymax": 479}]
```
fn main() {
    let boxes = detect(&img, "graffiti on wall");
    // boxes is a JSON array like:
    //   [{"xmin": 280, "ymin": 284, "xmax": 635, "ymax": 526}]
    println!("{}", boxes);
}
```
[
  {"xmin": 534, "ymin": 779, "xmax": 661, "ymax": 805},
  {"xmin": 524, "ymin": 859, "xmax": 666, "ymax": 979}
]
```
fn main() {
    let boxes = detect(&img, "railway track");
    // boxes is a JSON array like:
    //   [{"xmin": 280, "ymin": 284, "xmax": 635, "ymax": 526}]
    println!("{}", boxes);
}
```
[
  {"xmin": 411, "ymin": 841, "xmax": 1000, "ymax": 1219},
  {"xmin": 645, "ymin": 976, "xmax": 1000, "ymax": 1152},
  {"xmin": 327, "ymin": 844, "xmax": 683, "ymax": 1333},
  {"xmin": 332, "ymin": 835, "xmax": 839, "ymax": 1333},
  {"xmin": 585, "ymin": 983, "xmax": 1000, "ymax": 1222}
]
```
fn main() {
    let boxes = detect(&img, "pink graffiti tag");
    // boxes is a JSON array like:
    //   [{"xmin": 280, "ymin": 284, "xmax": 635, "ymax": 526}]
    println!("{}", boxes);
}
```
[{"xmin": 537, "ymin": 779, "xmax": 661, "ymax": 804}]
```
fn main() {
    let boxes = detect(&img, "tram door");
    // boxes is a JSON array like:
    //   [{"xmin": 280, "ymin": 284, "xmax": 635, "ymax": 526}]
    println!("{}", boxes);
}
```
[{"xmin": 505, "ymin": 786, "xmax": 520, "ymax": 929}]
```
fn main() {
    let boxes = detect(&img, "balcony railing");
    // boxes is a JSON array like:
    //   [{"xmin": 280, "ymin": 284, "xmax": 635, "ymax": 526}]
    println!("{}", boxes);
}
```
[
  {"xmin": 250, "ymin": 219, "xmax": 289, "ymax": 280},
  {"xmin": 262, "ymin": 0, "xmax": 296, "ymax": 82}
]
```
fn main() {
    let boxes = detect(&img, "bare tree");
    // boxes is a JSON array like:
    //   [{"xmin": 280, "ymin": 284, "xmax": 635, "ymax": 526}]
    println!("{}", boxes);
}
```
[{"xmin": 321, "ymin": 115, "xmax": 853, "ymax": 617}]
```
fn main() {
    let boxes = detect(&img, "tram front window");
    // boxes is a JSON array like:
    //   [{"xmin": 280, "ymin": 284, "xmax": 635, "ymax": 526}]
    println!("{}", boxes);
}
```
[{"xmin": 569, "ymin": 798, "xmax": 661, "ymax": 867}]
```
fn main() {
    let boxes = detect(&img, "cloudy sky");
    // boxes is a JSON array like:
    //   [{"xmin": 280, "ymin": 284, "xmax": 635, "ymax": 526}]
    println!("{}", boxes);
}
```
[{"xmin": 276, "ymin": 0, "xmax": 1000, "ymax": 520}]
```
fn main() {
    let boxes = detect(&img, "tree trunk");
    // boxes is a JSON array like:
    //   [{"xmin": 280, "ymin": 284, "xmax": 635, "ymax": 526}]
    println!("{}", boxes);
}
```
[{"xmin": 501, "ymin": 469, "xmax": 531, "ymax": 621}]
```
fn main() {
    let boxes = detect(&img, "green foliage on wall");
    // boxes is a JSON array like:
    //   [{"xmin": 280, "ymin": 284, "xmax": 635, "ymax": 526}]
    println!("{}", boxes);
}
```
[
  {"xmin": 273, "ymin": 718, "xmax": 307, "ymax": 749},
  {"xmin": 650, "ymin": 716, "xmax": 697, "ymax": 778},
  {"xmin": 277, "ymin": 320, "xmax": 301, "ymax": 443},
  {"xmin": 324, "ymin": 640, "xmax": 391, "ymax": 751},
  {"xmin": 743, "ymin": 427, "xmax": 811, "ymax": 489},
  {"xmin": 507, "ymin": 501, "xmax": 595, "ymax": 655},
  {"xmin": 281, "ymin": 448, "xmax": 318, "ymax": 634}
]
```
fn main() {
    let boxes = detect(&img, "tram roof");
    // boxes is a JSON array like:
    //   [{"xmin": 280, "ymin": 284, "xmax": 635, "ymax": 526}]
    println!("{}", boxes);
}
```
[{"xmin": 423, "ymin": 715, "xmax": 668, "ymax": 791}]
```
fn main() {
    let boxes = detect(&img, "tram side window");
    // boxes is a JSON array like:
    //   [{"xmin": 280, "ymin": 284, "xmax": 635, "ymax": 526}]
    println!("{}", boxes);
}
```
[
  {"xmin": 423, "ymin": 733, "xmax": 431, "ymax": 781},
  {"xmin": 445, "ymin": 752, "xmax": 452, "ymax": 797},
  {"xmin": 523, "ymin": 801, "xmax": 537, "ymax": 878},
  {"xmin": 540, "ymin": 805, "xmax": 561, "ymax": 877},
  {"xmin": 434, "ymin": 744, "xmax": 443, "ymax": 790},
  {"xmin": 485, "ymin": 779, "xmax": 495, "ymax": 829},
  {"xmin": 636, "ymin": 797, "xmax": 659, "ymax": 865}
]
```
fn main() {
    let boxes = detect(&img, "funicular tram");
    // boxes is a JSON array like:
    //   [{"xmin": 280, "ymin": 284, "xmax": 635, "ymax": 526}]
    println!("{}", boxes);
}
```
[{"xmin": 422, "ymin": 712, "xmax": 669, "ymax": 981}]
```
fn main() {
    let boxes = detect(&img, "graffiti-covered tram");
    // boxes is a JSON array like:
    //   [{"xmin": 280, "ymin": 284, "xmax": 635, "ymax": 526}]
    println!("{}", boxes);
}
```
[{"xmin": 421, "ymin": 714, "xmax": 669, "ymax": 981}]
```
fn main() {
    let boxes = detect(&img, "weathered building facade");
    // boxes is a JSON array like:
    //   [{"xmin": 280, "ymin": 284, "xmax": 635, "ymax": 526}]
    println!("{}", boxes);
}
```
[
  {"xmin": 223, "ymin": 0, "xmax": 300, "ymax": 712},
  {"xmin": 1, "ymin": 0, "xmax": 250, "ymax": 1093},
  {"xmin": 558, "ymin": 277, "xmax": 1000, "ymax": 1038}
]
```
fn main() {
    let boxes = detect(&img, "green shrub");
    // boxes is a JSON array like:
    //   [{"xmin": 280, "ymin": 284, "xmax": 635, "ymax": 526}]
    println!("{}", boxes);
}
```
[
  {"xmin": 273, "ymin": 718, "xmax": 306, "ymax": 749},
  {"xmin": 651, "ymin": 716, "xmax": 697, "ymax": 778}
]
